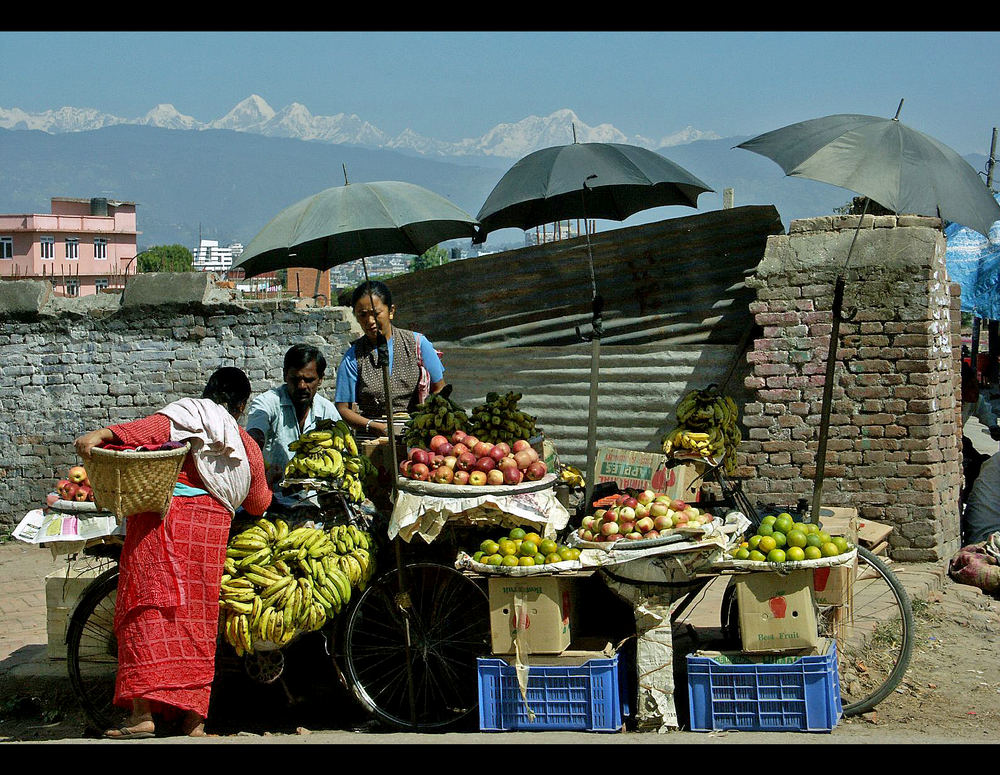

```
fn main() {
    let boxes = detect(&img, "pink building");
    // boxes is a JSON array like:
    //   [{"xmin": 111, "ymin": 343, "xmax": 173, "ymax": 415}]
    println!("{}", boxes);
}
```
[{"xmin": 0, "ymin": 197, "xmax": 139, "ymax": 297}]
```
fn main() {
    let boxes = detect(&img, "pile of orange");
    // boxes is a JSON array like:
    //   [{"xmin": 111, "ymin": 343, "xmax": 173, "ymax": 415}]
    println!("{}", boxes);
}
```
[
  {"xmin": 473, "ymin": 527, "xmax": 580, "ymax": 567},
  {"xmin": 729, "ymin": 513, "xmax": 851, "ymax": 563}
]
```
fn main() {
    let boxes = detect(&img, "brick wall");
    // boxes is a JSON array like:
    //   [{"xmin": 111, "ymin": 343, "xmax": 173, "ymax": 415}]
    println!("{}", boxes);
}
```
[
  {"xmin": 739, "ymin": 215, "xmax": 962, "ymax": 561},
  {"xmin": 0, "ymin": 276, "xmax": 359, "ymax": 530}
]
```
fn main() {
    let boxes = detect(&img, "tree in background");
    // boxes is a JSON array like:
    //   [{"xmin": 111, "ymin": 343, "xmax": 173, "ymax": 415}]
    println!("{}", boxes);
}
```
[
  {"xmin": 137, "ymin": 245, "xmax": 194, "ymax": 273},
  {"xmin": 409, "ymin": 245, "xmax": 450, "ymax": 273}
]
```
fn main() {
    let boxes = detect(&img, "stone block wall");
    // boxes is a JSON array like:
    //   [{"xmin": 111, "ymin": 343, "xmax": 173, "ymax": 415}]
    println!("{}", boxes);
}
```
[
  {"xmin": 0, "ymin": 276, "xmax": 359, "ymax": 529},
  {"xmin": 739, "ymin": 215, "xmax": 962, "ymax": 561}
]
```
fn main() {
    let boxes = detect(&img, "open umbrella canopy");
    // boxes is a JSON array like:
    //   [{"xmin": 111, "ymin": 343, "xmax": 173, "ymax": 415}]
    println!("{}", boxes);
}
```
[
  {"xmin": 232, "ymin": 180, "xmax": 479, "ymax": 278},
  {"xmin": 475, "ymin": 142, "xmax": 713, "ymax": 239},
  {"xmin": 737, "ymin": 112, "xmax": 1000, "ymax": 237},
  {"xmin": 946, "ymin": 192, "xmax": 1000, "ymax": 317}
]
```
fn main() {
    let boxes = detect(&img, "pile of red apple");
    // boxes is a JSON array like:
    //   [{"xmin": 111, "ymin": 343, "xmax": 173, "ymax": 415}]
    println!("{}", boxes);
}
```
[
  {"xmin": 576, "ymin": 489, "xmax": 714, "ymax": 543},
  {"xmin": 50, "ymin": 465, "xmax": 95, "ymax": 504},
  {"xmin": 399, "ymin": 431, "xmax": 548, "ymax": 487}
]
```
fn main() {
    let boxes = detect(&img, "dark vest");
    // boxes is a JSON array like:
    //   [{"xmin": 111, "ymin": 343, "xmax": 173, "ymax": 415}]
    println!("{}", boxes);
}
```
[{"xmin": 353, "ymin": 327, "xmax": 421, "ymax": 418}]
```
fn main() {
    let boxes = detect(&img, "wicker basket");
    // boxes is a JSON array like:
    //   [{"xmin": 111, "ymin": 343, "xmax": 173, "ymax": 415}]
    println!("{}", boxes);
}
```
[{"xmin": 88, "ymin": 443, "xmax": 191, "ymax": 521}]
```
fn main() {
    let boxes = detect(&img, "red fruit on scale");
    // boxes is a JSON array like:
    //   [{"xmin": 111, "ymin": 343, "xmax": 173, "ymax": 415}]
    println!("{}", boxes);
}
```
[
  {"xmin": 622, "ymin": 496, "xmax": 639, "ymax": 509},
  {"xmin": 68, "ymin": 465, "xmax": 88, "ymax": 484},
  {"xmin": 452, "ymin": 470, "xmax": 470, "ymax": 486},
  {"xmin": 618, "ymin": 520, "xmax": 636, "ymax": 535},
  {"xmin": 513, "ymin": 450, "xmax": 534, "ymax": 470},
  {"xmin": 475, "ymin": 456, "xmax": 496, "ymax": 473},
  {"xmin": 442, "ymin": 455, "xmax": 458, "ymax": 470},
  {"xmin": 503, "ymin": 466, "xmax": 523, "ymax": 485},
  {"xmin": 429, "ymin": 435, "xmax": 449, "ymax": 452},
  {"xmin": 525, "ymin": 460, "xmax": 547, "ymax": 481},
  {"xmin": 489, "ymin": 445, "xmax": 507, "ymax": 463},
  {"xmin": 57, "ymin": 479, "xmax": 73, "ymax": 498},
  {"xmin": 399, "ymin": 460, "xmax": 414, "ymax": 477},
  {"xmin": 635, "ymin": 516, "xmax": 655, "ymax": 533},
  {"xmin": 464, "ymin": 436, "xmax": 480, "ymax": 451},
  {"xmin": 62, "ymin": 482, "xmax": 80, "ymax": 500},
  {"xmin": 430, "ymin": 454, "xmax": 446, "ymax": 469},
  {"xmin": 457, "ymin": 452, "xmax": 477, "ymax": 472},
  {"xmin": 452, "ymin": 442, "xmax": 471, "ymax": 457},
  {"xmin": 512, "ymin": 439, "xmax": 532, "ymax": 453},
  {"xmin": 450, "ymin": 430, "xmax": 468, "ymax": 445},
  {"xmin": 493, "ymin": 442, "xmax": 511, "ymax": 457},
  {"xmin": 437, "ymin": 442, "xmax": 454, "ymax": 457},
  {"xmin": 410, "ymin": 463, "xmax": 430, "ymax": 481},
  {"xmin": 410, "ymin": 448, "xmax": 431, "ymax": 465},
  {"xmin": 468, "ymin": 470, "xmax": 487, "ymax": 486},
  {"xmin": 645, "ymin": 530, "xmax": 660, "ymax": 540},
  {"xmin": 432, "ymin": 466, "xmax": 454, "ymax": 484},
  {"xmin": 473, "ymin": 441, "xmax": 494, "ymax": 459},
  {"xmin": 75, "ymin": 484, "xmax": 93, "ymax": 502},
  {"xmin": 487, "ymin": 468, "xmax": 505, "ymax": 486},
  {"xmin": 497, "ymin": 455, "xmax": 519, "ymax": 471}
]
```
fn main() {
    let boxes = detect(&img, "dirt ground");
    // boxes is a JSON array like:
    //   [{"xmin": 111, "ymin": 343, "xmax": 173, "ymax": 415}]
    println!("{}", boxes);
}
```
[{"xmin": 833, "ymin": 573, "xmax": 1000, "ymax": 740}]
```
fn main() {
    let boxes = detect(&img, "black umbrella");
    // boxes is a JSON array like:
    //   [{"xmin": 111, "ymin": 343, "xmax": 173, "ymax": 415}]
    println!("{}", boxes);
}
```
[
  {"xmin": 475, "ymin": 135, "xmax": 713, "ymax": 506},
  {"xmin": 737, "ymin": 100, "xmax": 1000, "ymax": 519}
]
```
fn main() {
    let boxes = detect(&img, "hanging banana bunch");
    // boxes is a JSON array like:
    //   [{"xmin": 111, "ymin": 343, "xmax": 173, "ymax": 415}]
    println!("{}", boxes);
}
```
[
  {"xmin": 662, "ymin": 385, "xmax": 742, "ymax": 474},
  {"xmin": 220, "ymin": 518, "xmax": 376, "ymax": 655}
]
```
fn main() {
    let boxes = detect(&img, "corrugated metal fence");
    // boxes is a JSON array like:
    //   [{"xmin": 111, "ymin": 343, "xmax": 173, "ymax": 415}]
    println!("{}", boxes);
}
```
[{"xmin": 382, "ymin": 205, "xmax": 783, "ymax": 468}]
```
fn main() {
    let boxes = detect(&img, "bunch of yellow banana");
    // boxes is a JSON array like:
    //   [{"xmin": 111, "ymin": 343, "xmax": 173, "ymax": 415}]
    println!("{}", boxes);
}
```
[
  {"xmin": 282, "ymin": 419, "xmax": 378, "ymax": 503},
  {"xmin": 558, "ymin": 464, "xmax": 585, "ymax": 488},
  {"xmin": 663, "ymin": 386, "xmax": 743, "ymax": 474},
  {"xmin": 219, "ymin": 517, "xmax": 376, "ymax": 655}
]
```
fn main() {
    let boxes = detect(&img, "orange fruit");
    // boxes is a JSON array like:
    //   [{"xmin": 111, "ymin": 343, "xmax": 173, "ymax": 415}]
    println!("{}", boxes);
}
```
[
  {"xmin": 539, "ymin": 539, "xmax": 558, "ymax": 556},
  {"xmin": 518, "ymin": 540, "xmax": 538, "ymax": 557},
  {"xmin": 804, "ymin": 546, "xmax": 823, "ymax": 560},
  {"xmin": 480, "ymin": 540, "xmax": 500, "ymax": 555},
  {"xmin": 518, "ymin": 556, "xmax": 535, "ymax": 566},
  {"xmin": 735, "ymin": 548, "xmax": 751, "ymax": 560},
  {"xmin": 757, "ymin": 535, "xmax": 777, "ymax": 554},
  {"xmin": 486, "ymin": 554, "xmax": 504, "ymax": 566},
  {"xmin": 786, "ymin": 546, "xmax": 806, "ymax": 562},
  {"xmin": 508, "ymin": 527, "xmax": 527, "ymax": 540},
  {"xmin": 545, "ymin": 552, "xmax": 562, "ymax": 564},
  {"xmin": 748, "ymin": 550, "xmax": 767, "ymax": 562},
  {"xmin": 771, "ymin": 531, "xmax": 787, "ymax": 548},
  {"xmin": 786, "ymin": 530, "xmax": 808, "ymax": 548},
  {"xmin": 523, "ymin": 532, "xmax": 543, "ymax": 545},
  {"xmin": 820, "ymin": 542, "xmax": 840, "ymax": 557},
  {"xmin": 766, "ymin": 548, "xmax": 786, "ymax": 563},
  {"xmin": 501, "ymin": 554, "xmax": 520, "ymax": 566},
  {"xmin": 774, "ymin": 515, "xmax": 794, "ymax": 534},
  {"xmin": 498, "ymin": 539, "xmax": 517, "ymax": 556},
  {"xmin": 757, "ymin": 523, "xmax": 775, "ymax": 537},
  {"xmin": 832, "ymin": 536, "xmax": 849, "ymax": 554}
]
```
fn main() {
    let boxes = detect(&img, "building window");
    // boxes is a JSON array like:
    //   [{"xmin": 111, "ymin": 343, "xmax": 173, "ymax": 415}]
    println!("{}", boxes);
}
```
[
  {"xmin": 94, "ymin": 238, "xmax": 108, "ymax": 260},
  {"xmin": 65, "ymin": 278, "xmax": 79, "ymax": 297},
  {"xmin": 0, "ymin": 237, "xmax": 11, "ymax": 259},
  {"xmin": 40, "ymin": 236, "xmax": 55, "ymax": 259},
  {"xmin": 66, "ymin": 237, "xmax": 79, "ymax": 260},
  {"xmin": 94, "ymin": 278, "xmax": 109, "ymax": 291}
]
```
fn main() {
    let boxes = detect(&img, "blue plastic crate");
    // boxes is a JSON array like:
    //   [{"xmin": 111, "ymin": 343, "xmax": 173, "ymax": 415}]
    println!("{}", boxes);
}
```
[
  {"xmin": 687, "ymin": 640, "xmax": 842, "ymax": 733},
  {"xmin": 478, "ymin": 653, "xmax": 626, "ymax": 732}
]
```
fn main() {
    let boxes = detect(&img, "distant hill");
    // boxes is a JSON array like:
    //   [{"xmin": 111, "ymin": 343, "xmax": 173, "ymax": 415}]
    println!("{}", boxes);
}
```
[{"xmin": 0, "ymin": 124, "xmax": 989, "ymax": 251}]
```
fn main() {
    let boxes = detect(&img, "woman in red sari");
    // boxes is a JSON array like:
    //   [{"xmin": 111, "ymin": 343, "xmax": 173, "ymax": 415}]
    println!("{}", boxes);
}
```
[{"xmin": 75, "ymin": 367, "xmax": 272, "ymax": 739}]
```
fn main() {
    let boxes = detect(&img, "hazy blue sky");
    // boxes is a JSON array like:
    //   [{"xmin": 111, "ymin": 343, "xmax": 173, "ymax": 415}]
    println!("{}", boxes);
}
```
[{"xmin": 2, "ymin": 30, "xmax": 998, "ymax": 155}]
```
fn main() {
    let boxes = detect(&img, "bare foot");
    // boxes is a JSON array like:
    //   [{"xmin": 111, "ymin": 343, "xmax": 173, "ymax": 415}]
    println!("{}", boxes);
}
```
[{"xmin": 180, "ymin": 712, "xmax": 206, "ymax": 737}]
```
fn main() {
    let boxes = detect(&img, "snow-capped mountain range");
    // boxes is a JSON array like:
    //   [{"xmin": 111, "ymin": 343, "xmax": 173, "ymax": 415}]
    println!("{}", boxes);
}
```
[{"xmin": 0, "ymin": 94, "xmax": 720, "ymax": 160}]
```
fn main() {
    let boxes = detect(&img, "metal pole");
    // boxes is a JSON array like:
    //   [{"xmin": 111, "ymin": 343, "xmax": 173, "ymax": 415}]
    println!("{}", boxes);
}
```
[
  {"xmin": 809, "ymin": 198, "xmax": 871, "ymax": 521},
  {"xmin": 986, "ymin": 128, "xmax": 998, "ymax": 192}
]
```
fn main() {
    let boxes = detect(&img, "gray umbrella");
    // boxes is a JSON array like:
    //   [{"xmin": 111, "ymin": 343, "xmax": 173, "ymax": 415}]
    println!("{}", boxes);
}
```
[
  {"xmin": 475, "ymin": 138, "xmax": 713, "ymax": 507},
  {"xmin": 233, "ymin": 178, "xmax": 479, "ymax": 279},
  {"xmin": 737, "ymin": 100, "xmax": 1000, "ymax": 520}
]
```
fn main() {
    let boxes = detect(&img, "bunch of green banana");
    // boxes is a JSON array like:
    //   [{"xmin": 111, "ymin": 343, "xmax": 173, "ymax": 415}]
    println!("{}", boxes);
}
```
[
  {"xmin": 219, "ymin": 517, "xmax": 375, "ymax": 655},
  {"xmin": 663, "ymin": 386, "xmax": 742, "ymax": 474},
  {"xmin": 467, "ymin": 391, "xmax": 538, "ymax": 446},
  {"xmin": 403, "ymin": 393, "xmax": 469, "ymax": 449}
]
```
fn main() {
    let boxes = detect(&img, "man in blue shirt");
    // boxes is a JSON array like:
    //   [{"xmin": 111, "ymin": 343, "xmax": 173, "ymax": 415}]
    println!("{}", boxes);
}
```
[{"xmin": 246, "ymin": 344, "xmax": 342, "ymax": 488}]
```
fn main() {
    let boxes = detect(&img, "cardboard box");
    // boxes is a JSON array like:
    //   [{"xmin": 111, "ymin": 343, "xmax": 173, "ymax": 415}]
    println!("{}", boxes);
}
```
[
  {"xmin": 488, "ymin": 575, "xmax": 578, "ymax": 655},
  {"xmin": 593, "ymin": 447, "xmax": 701, "ymax": 502},
  {"xmin": 810, "ymin": 563, "xmax": 853, "ymax": 607},
  {"xmin": 45, "ymin": 561, "xmax": 114, "ymax": 659},
  {"xmin": 735, "ymin": 570, "xmax": 820, "ymax": 653}
]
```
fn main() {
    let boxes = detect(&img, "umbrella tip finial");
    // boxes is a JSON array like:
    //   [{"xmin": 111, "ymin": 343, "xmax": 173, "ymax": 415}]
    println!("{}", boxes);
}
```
[
  {"xmin": 893, "ymin": 98, "xmax": 904, "ymax": 121},
  {"xmin": 343, "ymin": 163, "xmax": 349, "ymax": 185}
]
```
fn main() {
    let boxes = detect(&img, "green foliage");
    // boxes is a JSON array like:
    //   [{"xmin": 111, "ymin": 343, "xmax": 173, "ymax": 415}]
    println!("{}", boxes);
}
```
[
  {"xmin": 137, "ymin": 244, "xmax": 194, "ymax": 273},
  {"xmin": 409, "ymin": 245, "xmax": 450, "ymax": 273}
]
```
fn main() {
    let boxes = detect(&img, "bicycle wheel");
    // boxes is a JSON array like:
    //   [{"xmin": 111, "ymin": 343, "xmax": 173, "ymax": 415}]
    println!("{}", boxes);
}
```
[
  {"xmin": 65, "ymin": 567, "xmax": 123, "ymax": 732},
  {"xmin": 343, "ymin": 562, "xmax": 490, "ymax": 731},
  {"xmin": 719, "ymin": 546, "xmax": 914, "ymax": 717}
]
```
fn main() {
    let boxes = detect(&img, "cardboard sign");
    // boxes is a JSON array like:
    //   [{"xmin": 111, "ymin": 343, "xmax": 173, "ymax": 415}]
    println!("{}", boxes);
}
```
[
  {"xmin": 594, "ymin": 447, "xmax": 701, "ymax": 502},
  {"xmin": 488, "ymin": 575, "xmax": 577, "ymax": 655},
  {"xmin": 735, "ymin": 570, "xmax": 820, "ymax": 653},
  {"xmin": 811, "ymin": 563, "xmax": 853, "ymax": 607}
]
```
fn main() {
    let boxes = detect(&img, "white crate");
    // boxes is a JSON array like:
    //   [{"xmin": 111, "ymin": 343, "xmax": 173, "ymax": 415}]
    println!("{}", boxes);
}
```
[{"xmin": 44, "ymin": 558, "xmax": 115, "ymax": 660}]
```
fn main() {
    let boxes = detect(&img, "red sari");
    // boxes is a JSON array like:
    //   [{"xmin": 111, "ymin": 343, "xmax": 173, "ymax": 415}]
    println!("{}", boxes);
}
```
[{"xmin": 108, "ymin": 414, "xmax": 271, "ymax": 718}]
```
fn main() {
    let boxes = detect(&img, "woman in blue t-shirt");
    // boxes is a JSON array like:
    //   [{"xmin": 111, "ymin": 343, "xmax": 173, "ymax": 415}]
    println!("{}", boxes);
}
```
[{"xmin": 335, "ymin": 281, "xmax": 445, "ymax": 438}]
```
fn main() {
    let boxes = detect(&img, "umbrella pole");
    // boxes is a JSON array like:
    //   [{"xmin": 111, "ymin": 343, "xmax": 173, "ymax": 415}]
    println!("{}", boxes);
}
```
[
  {"xmin": 577, "ymin": 197, "xmax": 603, "ymax": 509},
  {"xmin": 809, "ymin": 199, "xmax": 870, "ymax": 521}
]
